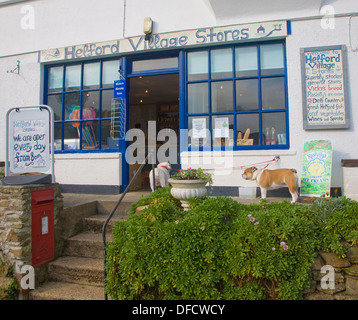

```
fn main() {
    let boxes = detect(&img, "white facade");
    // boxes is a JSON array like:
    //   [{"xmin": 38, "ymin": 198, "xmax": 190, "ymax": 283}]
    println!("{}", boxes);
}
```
[{"xmin": 1, "ymin": 0, "xmax": 358, "ymax": 194}]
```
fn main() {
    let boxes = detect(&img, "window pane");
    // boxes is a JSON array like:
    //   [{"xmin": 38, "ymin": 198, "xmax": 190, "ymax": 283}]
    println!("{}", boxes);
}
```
[
  {"xmin": 262, "ymin": 112, "xmax": 286, "ymax": 145},
  {"xmin": 82, "ymin": 121, "xmax": 98, "ymax": 149},
  {"xmin": 102, "ymin": 120, "xmax": 119, "ymax": 149},
  {"xmin": 64, "ymin": 92, "xmax": 80, "ymax": 120},
  {"xmin": 48, "ymin": 66, "xmax": 63, "ymax": 93},
  {"xmin": 65, "ymin": 65, "xmax": 81, "ymax": 90},
  {"xmin": 64, "ymin": 122, "xmax": 80, "ymax": 150},
  {"xmin": 132, "ymin": 57, "xmax": 178, "ymax": 72},
  {"xmin": 83, "ymin": 62, "xmax": 100, "ymax": 89},
  {"xmin": 236, "ymin": 113, "xmax": 259, "ymax": 146},
  {"xmin": 82, "ymin": 91, "xmax": 99, "ymax": 119},
  {"xmin": 261, "ymin": 77, "xmax": 285, "ymax": 110},
  {"xmin": 47, "ymin": 94, "xmax": 63, "ymax": 120},
  {"xmin": 54, "ymin": 123, "xmax": 62, "ymax": 151},
  {"xmin": 188, "ymin": 83, "xmax": 208, "ymax": 113},
  {"xmin": 211, "ymin": 48, "xmax": 232, "ymax": 79},
  {"xmin": 103, "ymin": 60, "xmax": 120, "ymax": 88},
  {"xmin": 211, "ymin": 81, "xmax": 233, "ymax": 113},
  {"xmin": 102, "ymin": 90, "xmax": 114, "ymax": 118},
  {"xmin": 235, "ymin": 46, "xmax": 257, "ymax": 77},
  {"xmin": 188, "ymin": 116, "xmax": 210, "ymax": 147},
  {"xmin": 236, "ymin": 79, "xmax": 258, "ymax": 111},
  {"xmin": 212, "ymin": 115, "xmax": 234, "ymax": 147},
  {"xmin": 260, "ymin": 44, "xmax": 284, "ymax": 75},
  {"xmin": 187, "ymin": 51, "xmax": 208, "ymax": 81}
]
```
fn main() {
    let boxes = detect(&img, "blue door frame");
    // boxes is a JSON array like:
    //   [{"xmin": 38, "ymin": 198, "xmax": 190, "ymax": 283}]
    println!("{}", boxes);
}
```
[{"xmin": 120, "ymin": 51, "xmax": 185, "ymax": 191}]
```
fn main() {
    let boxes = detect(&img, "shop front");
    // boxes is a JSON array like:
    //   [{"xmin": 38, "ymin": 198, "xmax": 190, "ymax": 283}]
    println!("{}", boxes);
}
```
[{"xmin": 40, "ymin": 20, "xmax": 291, "ymax": 194}]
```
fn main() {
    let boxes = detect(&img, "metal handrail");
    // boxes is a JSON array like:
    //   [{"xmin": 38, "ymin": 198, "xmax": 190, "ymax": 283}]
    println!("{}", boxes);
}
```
[{"xmin": 102, "ymin": 153, "xmax": 155, "ymax": 300}]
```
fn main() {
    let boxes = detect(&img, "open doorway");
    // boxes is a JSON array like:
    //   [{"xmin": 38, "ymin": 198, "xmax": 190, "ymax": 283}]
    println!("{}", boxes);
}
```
[{"xmin": 128, "ymin": 73, "xmax": 179, "ymax": 190}]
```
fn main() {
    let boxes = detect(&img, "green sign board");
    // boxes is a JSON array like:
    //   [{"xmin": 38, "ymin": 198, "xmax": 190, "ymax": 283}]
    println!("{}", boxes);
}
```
[{"xmin": 300, "ymin": 140, "xmax": 332, "ymax": 197}]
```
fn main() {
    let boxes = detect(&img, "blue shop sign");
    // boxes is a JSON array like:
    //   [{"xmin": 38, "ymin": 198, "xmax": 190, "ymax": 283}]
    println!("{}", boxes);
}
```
[{"xmin": 114, "ymin": 79, "xmax": 126, "ymax": 100}]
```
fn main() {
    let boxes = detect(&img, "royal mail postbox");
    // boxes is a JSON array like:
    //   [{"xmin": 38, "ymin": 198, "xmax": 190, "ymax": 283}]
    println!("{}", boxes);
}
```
[{"xmin": 31, "ymin": 188, "xmax": 55, "ymax": 267}]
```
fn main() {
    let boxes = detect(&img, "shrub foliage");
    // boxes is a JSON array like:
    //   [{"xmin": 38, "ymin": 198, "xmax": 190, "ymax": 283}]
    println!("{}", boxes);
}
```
[{"xmin": 105, "ymin": 188, "xmax": 358, "ymax": 300}]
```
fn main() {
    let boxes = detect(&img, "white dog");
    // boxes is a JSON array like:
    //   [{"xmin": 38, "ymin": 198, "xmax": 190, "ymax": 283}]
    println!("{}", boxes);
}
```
[{"xmin": 149, "ymin": 162, "xmax": 171, "ymax": 192}]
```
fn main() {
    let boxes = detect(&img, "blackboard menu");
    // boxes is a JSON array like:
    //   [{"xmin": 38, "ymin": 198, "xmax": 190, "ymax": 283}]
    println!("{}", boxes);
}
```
[{"xmin": 301, "ymin": 45, "xmax": 349, "ymax": 129}]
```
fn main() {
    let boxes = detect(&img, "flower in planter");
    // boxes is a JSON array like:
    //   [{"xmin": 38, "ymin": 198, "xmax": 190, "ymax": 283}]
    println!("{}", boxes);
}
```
[{"xmin": 171, "ymin": 167, "xmax": 213, "ymax": 185}]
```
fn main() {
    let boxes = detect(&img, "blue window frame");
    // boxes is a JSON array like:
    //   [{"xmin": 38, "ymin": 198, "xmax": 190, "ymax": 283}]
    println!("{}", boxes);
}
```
[
  {"xmin": 44, "ymin": 58, "xmax": 121, "ymax": 153},
  {"xmin": 185, "ymin": 40, "xmax": 289, "ymax": 150}
]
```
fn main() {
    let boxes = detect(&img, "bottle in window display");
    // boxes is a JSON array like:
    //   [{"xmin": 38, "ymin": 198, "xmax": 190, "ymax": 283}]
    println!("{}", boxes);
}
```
[
  {"xmin": 264, "ymin": 127, "xmax": 270, "ymax": 145},
  {"xmin": 271, "ymin": 127, "xmax": 277, "ymax": 144}
]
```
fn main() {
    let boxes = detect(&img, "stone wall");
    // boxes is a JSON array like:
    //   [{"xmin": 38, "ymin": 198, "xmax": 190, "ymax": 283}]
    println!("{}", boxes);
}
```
[
  {"xmin": 0, "ymin": 183, "xmax": 63, "ymax": 285},
  {"xmin": 304, "ymin": 243, "xmax": 358, "ymax": 300}
]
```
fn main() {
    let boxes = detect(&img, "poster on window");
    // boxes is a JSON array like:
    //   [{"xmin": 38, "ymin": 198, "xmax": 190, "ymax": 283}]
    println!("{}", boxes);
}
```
[
  {"xmin": 214, "ymin": 117, "xmax": 229, "ymax": 138},
  {"xmin": 301, "ymin": 45, "xmax": 349, "ymax": 129},
  {"xmin": 300, "ymin": 140, "xmax": 332, "ymax": 197},
  {"xmin": 9, "ymin": 107, "xmax": 51, "ymax": 174},
  {"xmin": 192, "ymin": 118, "xmax": 207, "ymax": 139}
]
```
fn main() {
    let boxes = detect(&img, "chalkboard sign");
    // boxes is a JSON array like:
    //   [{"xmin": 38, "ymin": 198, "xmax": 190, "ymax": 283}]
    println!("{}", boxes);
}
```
[
  {"xmin": 6, "ymin": 106, "xmax": 54, "ymax": 178},
  {"xmin": 301, "ymin": 45, "xmax": 349, "ymax": 130}
]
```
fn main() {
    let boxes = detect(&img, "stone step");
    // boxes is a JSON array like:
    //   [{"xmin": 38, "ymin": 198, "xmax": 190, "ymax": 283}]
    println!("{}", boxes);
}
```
[
  {"xmin": 63, "ymin": 232, "xmax": 111, "ymax": 259},
  {"xmin": 30, "ymin": 281, "xmax": 105, "ymax": 300},
  {"xmin": 48, "ymin": 256, "xmax": 104, "ymax": 287},
  {"xmin": 84, "ymin": 213, "xmax": 127, "ymax": 232},
  {"xmin": 96, "ymin": 201, "xmax": 133, "ymax": 216}
]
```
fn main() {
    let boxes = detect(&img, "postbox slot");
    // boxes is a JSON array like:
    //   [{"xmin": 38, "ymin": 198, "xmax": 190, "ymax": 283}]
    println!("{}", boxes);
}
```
[
  {"xmin": 33, "ymin": 199, "xmax": 54, "ymax": 205},
  {"xmin": 32, "ymin": 189, "xmax": 54, "ymax": 205}
]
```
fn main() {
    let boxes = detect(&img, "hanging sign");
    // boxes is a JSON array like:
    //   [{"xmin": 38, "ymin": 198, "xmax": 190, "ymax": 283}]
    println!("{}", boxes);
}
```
[
  {"xmin": 114, "ymin": 79, "xmax": 126, "ymax": 100},
  {"xmin": 300, "ymin": 140, "xmax": 332, "ymax": 197},
  {"xmin": 6, "ymin": 106, "xmax": 54, "ymax": 175},
  {"xmin": 301, "ymin": 45, "xmax": 349, "ymax": 129}
]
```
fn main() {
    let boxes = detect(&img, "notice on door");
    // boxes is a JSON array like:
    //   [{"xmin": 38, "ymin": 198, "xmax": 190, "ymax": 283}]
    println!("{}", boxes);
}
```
[{"xmin": 301, "ymin": 45, "xmax": 349, "ymax": 129}]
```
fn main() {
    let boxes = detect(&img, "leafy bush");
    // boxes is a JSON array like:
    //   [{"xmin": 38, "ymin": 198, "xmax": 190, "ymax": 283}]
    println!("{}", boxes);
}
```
[
  {"xmin": 0, "ymin": 261, "xmax": 18, "ymax": 300},
  {"xmin": 105, "ymin": 189, "xmax": 358, "ymax": 300}
]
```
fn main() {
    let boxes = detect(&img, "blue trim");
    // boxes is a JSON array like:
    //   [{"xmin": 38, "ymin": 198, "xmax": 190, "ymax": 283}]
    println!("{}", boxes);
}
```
[
  {"xmin": 44, "ymin": 58, "xmax": 122, "ymax": 154},
  {"xmin": 286, "ymin": 20, "xmax": 292, "ymax": 35},
  {"xmin": 121, "ymin": 57, "xmax": 129, "ymax": 190},
  {"xmin": 178, "ymin": 50, "xmax": 185, "ymax": 169},
  {"xmin": 185, "ymin": 40, "xmax": 289, "ymax": 152}
]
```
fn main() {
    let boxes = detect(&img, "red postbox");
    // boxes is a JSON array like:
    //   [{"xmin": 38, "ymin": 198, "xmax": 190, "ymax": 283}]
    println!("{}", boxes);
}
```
[{"xmin": 31, "ymin": 188, "xmax": 55, "ymax": 267}]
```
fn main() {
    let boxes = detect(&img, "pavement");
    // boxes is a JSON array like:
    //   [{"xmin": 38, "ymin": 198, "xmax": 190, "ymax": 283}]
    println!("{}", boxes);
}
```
[{"xmin": 62, "ymin": 189, "xmax": 290, "ymax": 208}]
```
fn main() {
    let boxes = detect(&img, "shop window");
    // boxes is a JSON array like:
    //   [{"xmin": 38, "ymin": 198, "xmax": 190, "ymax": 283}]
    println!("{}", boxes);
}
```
[
  {"xmin": 186, "ymin": 42, "xmax": 288, "ymax": 150},
  {"xmin": 45, "ymin": 59, "xmax": 121, "ymax": 152}
]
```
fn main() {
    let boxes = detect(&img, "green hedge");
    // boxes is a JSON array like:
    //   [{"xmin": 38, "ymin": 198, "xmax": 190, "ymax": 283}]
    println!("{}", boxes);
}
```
[{"xmin": 105, "ymin": 188, "xmax": 358, "ymax": 300}]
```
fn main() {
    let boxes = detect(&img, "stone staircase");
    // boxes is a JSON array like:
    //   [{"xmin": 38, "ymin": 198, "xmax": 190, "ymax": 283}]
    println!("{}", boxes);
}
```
[{"xmin": 30, "ymin": 200, "xmax": 132, "ymax": 300}]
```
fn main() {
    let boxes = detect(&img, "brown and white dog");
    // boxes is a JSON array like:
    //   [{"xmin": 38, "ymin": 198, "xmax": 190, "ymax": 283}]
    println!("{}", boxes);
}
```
[
  {"xmin": 149, "ymin": 162, "xmax": 171, "ymax": 192},
  {"xmin": 242, "ymin": 167, "xmax": 299, "ymax": 204}
]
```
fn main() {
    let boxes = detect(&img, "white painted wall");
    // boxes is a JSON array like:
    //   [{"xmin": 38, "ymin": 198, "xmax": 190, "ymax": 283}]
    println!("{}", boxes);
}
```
[
  {"xmin": 1, "ymin": 0, "xmax": 358, "ymax": 191},
  {"xmin": 54, "ymin": 153, "xmax": 122, "ymax": 187}
]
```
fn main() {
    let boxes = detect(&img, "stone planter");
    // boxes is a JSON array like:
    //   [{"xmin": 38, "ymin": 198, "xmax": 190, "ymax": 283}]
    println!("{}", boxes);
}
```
[{"xmin": 168, "ymin": 178, "xmax": 208, "ymax": 211}]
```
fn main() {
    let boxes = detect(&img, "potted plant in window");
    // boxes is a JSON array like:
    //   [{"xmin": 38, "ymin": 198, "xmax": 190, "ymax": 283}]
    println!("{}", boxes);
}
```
[{"xmin": 168, "ymin": 168, "xmax": 213, "ymax": 211}]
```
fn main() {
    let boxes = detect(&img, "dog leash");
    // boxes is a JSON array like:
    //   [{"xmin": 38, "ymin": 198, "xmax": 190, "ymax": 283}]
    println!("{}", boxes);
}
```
[{"xmin": 161, "ymin": 156, "xmax": 280, "ymax": 172}]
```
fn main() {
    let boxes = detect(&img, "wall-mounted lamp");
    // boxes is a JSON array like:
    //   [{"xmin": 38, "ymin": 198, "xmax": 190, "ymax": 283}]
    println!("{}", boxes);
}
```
[
  {"xmin": 7, "ymin": 60, "xmax": 20, "ymax": 75},
  {"xmin": 143, "ymin": 17, "xmax": 153, "ymax": 41}
]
